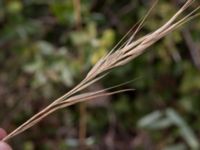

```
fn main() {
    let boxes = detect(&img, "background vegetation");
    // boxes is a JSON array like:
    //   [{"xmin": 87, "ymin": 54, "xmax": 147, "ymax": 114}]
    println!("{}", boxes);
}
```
[{"xmin": 0, "ymin": 0, "xmax": 200, "ymax": 149}]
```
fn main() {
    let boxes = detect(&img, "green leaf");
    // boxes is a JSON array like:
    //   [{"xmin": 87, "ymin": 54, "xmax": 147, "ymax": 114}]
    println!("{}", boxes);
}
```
[{"xmin": 166, "ymin": 109, "xmax": 199, "ymax": 149}]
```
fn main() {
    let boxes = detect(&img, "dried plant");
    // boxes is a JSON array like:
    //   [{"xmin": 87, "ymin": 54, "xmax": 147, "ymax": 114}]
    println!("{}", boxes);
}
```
[{"xmin": 2, "ymin": 0, "xmax": 199, "ymax": 142}]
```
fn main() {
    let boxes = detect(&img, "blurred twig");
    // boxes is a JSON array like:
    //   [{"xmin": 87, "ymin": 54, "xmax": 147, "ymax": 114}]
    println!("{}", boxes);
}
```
[
  {"xmin": 182, "ymin": 28, "xmax": 200, "ymax": 70},
  {"xmin": 73, "ymin": 0, "xmax": 87, "ymax": 149}
]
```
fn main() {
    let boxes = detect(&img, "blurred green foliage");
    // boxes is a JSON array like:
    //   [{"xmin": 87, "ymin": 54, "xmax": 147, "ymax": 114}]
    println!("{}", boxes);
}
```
[{"xmin": 0, "ymin": 0, "xmax": 200, "ymax": 149}]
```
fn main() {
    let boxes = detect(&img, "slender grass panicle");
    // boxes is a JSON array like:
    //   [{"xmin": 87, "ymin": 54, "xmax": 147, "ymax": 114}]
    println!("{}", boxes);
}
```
[{"xmin": 2, "ymin": 0, "xmax": 199, "ymax": 142}]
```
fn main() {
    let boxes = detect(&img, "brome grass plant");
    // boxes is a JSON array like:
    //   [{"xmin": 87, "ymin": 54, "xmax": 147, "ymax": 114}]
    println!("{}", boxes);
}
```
[{"xmin": 2, "ymin": 0, "xmax": 199, "ymax": 142}]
